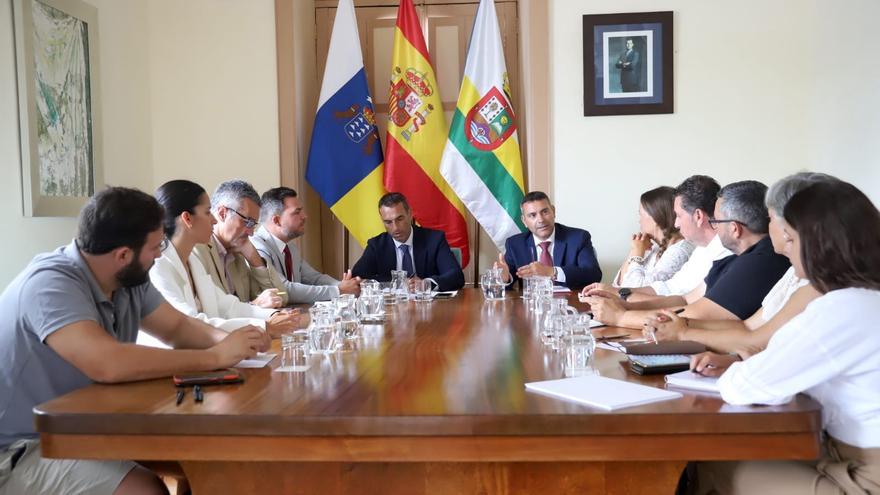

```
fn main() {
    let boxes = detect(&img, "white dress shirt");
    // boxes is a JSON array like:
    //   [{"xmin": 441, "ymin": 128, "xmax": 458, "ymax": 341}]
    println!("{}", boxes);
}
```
[
  {"xmin": 760, "ymin": 266, "xmax": 810, "ymax": 321},
  {"xmin": 532, "ymin": 230, "xmax": 567, "ymax": 283},
  {"xmin": 718, "ymin": 288, "xmax": 880, "ymax": 448},
  {"xmin": 392, "ymin": 229, "xmax": 415, "ymax": 274},
  {"xmin": 649, "ymin": 235, "xmax": 732, "ymax": 296}
]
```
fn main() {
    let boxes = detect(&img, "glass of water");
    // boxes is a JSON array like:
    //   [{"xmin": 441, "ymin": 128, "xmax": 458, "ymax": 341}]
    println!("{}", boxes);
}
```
[
  {"xmin": 280, "ymin": 331, "xmax": 310, "ymax": 371},
  {"xmin": 560, "ymin": 333, "xmax": 596, "ymax": 377},
  {"xmin": 413, "ymin": 278, "xmax": 437, "ymax": 303}
]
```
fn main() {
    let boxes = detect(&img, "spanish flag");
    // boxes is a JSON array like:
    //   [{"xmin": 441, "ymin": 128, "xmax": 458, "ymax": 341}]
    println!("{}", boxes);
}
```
[
  {"xmin": 384, "ymin": 0, "xmax": 470, "ymax": 268},
  {"xmin": 305, "ymin": 0, "xmax": 386, "ymax": 247}
]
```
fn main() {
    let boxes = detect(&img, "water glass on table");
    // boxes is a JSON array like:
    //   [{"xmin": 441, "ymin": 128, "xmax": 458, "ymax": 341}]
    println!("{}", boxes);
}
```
[
  {"xmin": 280, "ymin": 331, "xmax": 310, "ymax": 371},
  {"xmin": 390, "ymin": 270, "xmax": 410, "ymax": 303},
  {"xmin": 413, "ymin": 278, "xmax": 438, "ymax": 303},
  {"xmin": 560, "ymin": 333, "xmax": 596, "ymax": 377},
  {"xmin": 480, "ymin": 267, "xmax": 505, "ymax": 300}
]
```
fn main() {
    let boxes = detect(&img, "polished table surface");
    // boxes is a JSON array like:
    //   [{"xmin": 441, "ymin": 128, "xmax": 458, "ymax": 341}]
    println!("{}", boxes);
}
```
[{"xmin": 35, "ymin": 289, "xmax": 821, "ymax": 494}]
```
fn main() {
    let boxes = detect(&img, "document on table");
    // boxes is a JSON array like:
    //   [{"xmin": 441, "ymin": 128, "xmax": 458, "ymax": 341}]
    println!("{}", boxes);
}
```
[
  {"xmin": 235, "ymin": 352, "xmax": 277, "ymax": 368},
  {"xmin": 525, "ymin": 375, "xmax": 682, "ymax": 410},
  {"xmin": 432, "ymin": 290, "xmax": 458, "ymax": 299},
  {"xmin": 664, "ymin": 370, "xmax": 720, "ymax": 393},
  {"xmin": 552, "ymin": 286, "xmax": 571, "ymax": 293}
]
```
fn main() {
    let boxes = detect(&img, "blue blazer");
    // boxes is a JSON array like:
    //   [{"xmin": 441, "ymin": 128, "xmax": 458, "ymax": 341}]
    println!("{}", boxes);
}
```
[
  {"xmin": 503, "ymin": 223, "xmax": 601, "ymax": 289},
  {"xmin": 352, "ymin": 225, "xmax": 465, "ymax": 291}
]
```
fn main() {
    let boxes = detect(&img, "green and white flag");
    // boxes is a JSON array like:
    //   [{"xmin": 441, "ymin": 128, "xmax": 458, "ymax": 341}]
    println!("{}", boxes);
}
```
[{"xmin": 438, "ymin": 0, "xmax": 525, "ymax": 250}]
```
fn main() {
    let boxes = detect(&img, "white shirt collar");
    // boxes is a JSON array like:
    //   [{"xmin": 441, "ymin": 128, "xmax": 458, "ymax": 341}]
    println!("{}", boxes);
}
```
[
  {"xmin": 266, "ymin": 227, "xmax": 288, "ymax": 254},
  {"xmin": 532, "ymin": 229, "xmax": 556, "ymax": 248},
  {"xmin": 392, "ymin": 227, "xmax": 414, "ymax": 250}
]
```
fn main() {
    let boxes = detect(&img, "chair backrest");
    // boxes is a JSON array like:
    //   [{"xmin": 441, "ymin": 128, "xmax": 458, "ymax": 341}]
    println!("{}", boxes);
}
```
[{"xmin": 450, "ymin": 247, "xmax": 463, "ymax": 267}]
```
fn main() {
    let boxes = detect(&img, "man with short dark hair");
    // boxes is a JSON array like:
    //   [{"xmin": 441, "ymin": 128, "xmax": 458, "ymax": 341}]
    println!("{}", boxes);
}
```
[
  {"xmin": 588, "ymin": 180, "xmax": 791, "ymax": 329},
  {"xmin": 496, "ymin": 191, "xmax": 601, "ymax": 289},
  {"xmin": 252, "ymin": 187, "xmax": 361, "ymax": 303},
  {"xmin": 584, "ymin": 175, "xmax": 733, "ymax": 300},
  {"xmin": 0, "ymin": 187, "xmax": 268, "ymax": 495},
  {"xmin": 351, "ymin": 192, "xmax": 464, "ymax": 291},
  {"xmin": 193, "ymin": 179, "xmax": 289, "ymax": 307}
]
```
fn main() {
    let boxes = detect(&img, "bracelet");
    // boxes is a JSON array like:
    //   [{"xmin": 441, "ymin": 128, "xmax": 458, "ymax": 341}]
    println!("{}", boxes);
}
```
[{"xmin": 627, "ymin": 255, "xmax": 646, "ymax": 265}]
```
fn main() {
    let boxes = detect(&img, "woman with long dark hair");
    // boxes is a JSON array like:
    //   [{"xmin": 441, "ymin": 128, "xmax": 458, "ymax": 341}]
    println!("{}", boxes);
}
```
[
  {"xmin": 613, "ymin": 186, "xmax": 695, "ymax": 287},
  {"xmin": 143, "ymin": 180, "xmax": 299, "ymax": 342},
  {"xmin": 692, "ymin": 179, "xmax": 880, "ymax": 494}
]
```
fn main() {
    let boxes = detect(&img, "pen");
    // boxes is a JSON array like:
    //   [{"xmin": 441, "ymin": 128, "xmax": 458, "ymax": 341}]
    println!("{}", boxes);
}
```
[
  {"xmin": 276, "ymin": 292, "xmax": 286, "ymax": 296},
  {"xmin": 649, "ymin": 327, "xmax": 658, "ymax": 345},
  {"xmin": 193, "ymin": 385, "xmax": 204, "ymax": 403},
  {"xmin": 175, "ymin": 389, "xmax": 185, "ymax": 406}
]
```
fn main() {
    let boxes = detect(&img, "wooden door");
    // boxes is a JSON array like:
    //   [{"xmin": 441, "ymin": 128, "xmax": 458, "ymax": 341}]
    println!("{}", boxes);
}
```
[{"xmin": 315, "ymin": 1, "xmax": 522, "ymax": 284}]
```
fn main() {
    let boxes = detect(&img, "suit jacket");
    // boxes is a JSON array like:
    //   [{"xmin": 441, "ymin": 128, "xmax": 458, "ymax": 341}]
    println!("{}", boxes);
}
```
[
  {"xmin": 149, "ymin": 246, "xmax": 271, "ymax": 332},
  {"xmin": 251, "ymin": 226, "xmax": 340, "ymax": 304},
  {"xmin": 192, "ymin": 235, "xmax": 288, "ymax": 305},
  {"xmin": 351, "ymin": 225, "xmax": 464, "ymax": 291},
  {"xmin": 503, "ymin": 223, "xmax": 602, "ymax": 289}
]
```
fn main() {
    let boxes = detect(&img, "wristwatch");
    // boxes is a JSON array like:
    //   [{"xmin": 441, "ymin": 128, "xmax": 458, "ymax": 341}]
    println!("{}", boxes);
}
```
[
  {"xmin": 618, "ymin": 288, "xmax": 632, "ymax": 301},
  {"xmin": 552, "ymin": 267, "xmax": 559, "ymax": 281}
]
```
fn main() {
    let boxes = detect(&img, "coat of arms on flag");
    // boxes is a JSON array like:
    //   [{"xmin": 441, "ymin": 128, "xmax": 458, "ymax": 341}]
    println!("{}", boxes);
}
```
[
  {"xmin": 389, "ymin": 66, "xmax": 436, "ymax": 141},
  {"xmin": 334, "ymin": 97, "xmax": 379, "ymax": 154},
  {"xmin": 465, "ymin": 86, "xmax": 516, "ymax": 151}
]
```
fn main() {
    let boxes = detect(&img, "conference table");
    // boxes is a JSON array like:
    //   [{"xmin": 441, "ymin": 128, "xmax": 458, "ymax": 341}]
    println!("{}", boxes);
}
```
[{"xmin": 35, "ymin": 288, "xmax": 821, "ymax": 494}]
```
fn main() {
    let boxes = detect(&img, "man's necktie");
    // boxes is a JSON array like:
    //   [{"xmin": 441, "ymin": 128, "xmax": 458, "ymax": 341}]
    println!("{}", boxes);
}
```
[
  {"xmin": 399, "ymin": 244, "xmax": 414, "ymax": 277},
  {"xmin": 538, "ymin": 241, "xmax": 553, "ymax": 267},
  {"xmin": 283, "ymin": 245, "xmax": 293, "ymax": 282}
]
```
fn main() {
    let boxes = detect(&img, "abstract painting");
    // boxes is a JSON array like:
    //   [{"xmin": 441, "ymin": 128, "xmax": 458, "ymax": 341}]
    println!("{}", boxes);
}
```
[{"xmin": 13, "ymin": 0, "xmax": 102, "ymax": 216}]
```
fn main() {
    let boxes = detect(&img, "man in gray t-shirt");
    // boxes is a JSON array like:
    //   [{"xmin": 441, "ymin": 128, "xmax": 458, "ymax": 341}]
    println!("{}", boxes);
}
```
[{"xmin": 0, "ymin": 187, "xmax": 269, "ymax": 495}]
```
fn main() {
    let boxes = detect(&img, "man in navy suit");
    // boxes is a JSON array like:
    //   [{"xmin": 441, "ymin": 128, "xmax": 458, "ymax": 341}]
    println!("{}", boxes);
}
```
[
  {"xmin": 496, "ymin": 191, "xmax": 601, "ymax": 289},
  {"xmin": 352, "ymin": 193, "xmax": 464, "ymax": 292}
]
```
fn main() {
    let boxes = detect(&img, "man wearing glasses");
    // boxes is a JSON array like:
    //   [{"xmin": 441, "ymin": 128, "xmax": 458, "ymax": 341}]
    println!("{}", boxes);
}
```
[
  {"xmin": 193, "ymin": 180, "xmax": 289, "ymax": 308},
  {"xmin": 586, "ymin": 180, "xmax": 790, "ymax": 329}
]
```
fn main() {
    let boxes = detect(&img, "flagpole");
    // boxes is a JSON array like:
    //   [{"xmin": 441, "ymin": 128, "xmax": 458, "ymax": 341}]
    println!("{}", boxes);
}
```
[
  {"xmin": 343, "ymin": 228, "xmax": 350, "ymax": 271},
  {"xmin": 472, "ymin": 221, "xmax": 480, "ymax": 284}
]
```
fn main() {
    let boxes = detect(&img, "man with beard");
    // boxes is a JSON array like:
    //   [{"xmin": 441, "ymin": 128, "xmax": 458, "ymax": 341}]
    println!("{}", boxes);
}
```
[
  {"xmin": 587, "ymin": 181, "xmax": 791, "ymax": 329},
  {"xmin": 0, "ymin": 187, "xmax": 269, "ymax": 495},
  {"xmin": 252, "ymin": 187, "xmax": 361, "ymax": 303},
  {"xmin": 496, "ymin": 191, "xmax": 602, "ymax": 289}
]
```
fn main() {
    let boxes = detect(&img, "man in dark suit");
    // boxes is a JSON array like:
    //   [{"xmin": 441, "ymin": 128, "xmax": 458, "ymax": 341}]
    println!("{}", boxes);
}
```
[
  {"xmin": 496, "ymin": 191, "xmax": 601, "ymax": 289},
  {"xmin": 352, "ymin": 193, "xmax": 464, "ymax": 292},
  {"xmin": 615, "ymin": 38, "xmax": 641, "ymax": 92}
]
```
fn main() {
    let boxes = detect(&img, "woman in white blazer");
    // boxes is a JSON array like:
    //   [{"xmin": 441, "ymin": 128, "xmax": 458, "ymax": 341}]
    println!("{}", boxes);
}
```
[{"xmin": 147, "ymin": 180, "xmax": 299, "ymax": 338}]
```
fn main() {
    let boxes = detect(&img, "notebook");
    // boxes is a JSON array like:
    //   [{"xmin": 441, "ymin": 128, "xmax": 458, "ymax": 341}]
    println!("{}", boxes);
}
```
[
  {"xmin": 663, "ymin": 370, "xmax": 720, "ymax": 393},
  {"xmin": 525, "ymin": 375, "xmax": 683, "ymax": 410}
]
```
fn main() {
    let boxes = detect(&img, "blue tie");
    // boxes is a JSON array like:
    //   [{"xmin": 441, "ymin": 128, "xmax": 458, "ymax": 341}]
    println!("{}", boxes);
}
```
[{"xmin": 399, "ymin": 244, "xmax": 414, "ymax": 276}]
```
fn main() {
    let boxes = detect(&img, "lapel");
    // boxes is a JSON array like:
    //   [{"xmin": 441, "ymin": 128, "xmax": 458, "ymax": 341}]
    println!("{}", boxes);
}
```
[
  {"xmin": 257, "ymin": 227, "xmax": 288, "ymax": 281},
  {"xmin": 187, "ymin": 251, "xmax": 220, "ymax": 316},
  {"xmin": 552, "ymin": 224, "xmax": 567, "ymax": 265},
  {"xmin": 412, "ymin": 226, "xmax": 427, "ymax": 275},
  {"xmin": 204, "ymin": 237, "xmax": 231, "ymax": 293},
  {"xmin": 163, "ymin": 248, "xmax": 199, "ymax": 309},
  {"xmin": 524, "ymin": 231, "xmax": 537, "ymax": 263}
]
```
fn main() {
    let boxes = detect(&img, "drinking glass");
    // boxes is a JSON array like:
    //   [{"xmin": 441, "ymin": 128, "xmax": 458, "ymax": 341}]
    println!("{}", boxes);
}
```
[
  {"xmin": 280, "ymin": 331, "xmax": 310, "ymax": 371},
  {"xmin": 357, "ymin": 292, "xmax": 385, "ymax": 321},
  {"xmin": 560, "ymin": 333, "xmax": 596, "ymax": 377},
  {"xmin": 480, "ymin": 267, "xmax": 505, "ymax": 300},
  {"xmin": 413, "ymin": 278, "xmax": 438, "ymax": 303}
]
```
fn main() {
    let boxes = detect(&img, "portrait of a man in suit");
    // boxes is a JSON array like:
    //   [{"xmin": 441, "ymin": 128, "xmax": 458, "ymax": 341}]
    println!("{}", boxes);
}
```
[{"xmin": 615, "ymin": 37, "xmax": 643, "ymax": 92}]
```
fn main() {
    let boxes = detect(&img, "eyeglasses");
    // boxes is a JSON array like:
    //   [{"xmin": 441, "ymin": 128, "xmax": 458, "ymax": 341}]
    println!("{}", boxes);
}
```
[
  {"xmin": 707, "ymin": 218, "xmax": 747, "ymax": 229},
  {"xmin": 160, "ymin": 237, "xmax": 171, "ymax": 251},
  {"xmin": 226, "ymin": 207, "xmax": 259, "ymax": 229}
]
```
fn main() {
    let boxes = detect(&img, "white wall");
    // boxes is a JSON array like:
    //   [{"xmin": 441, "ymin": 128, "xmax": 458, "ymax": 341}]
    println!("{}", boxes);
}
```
[
  {"xmin": 0, "ymin": 0, "xmax": 279, "ymax": 288},
  {"xmin": 0, "ymin": 0, "xmax": 154, "ymax": 286},
  {"xmin": 550, "ymin": 0, "xmax": 880, "ymax": 282},
  {"xmin": 148, "ymin": 0, "xmax": 280, "ymax": 195}
]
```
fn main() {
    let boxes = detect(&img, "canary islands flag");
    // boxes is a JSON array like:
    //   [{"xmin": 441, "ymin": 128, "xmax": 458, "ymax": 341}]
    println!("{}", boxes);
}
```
[
  {"xmin": 439, "ymin": 0, "xmax": 526, "ymax": 250},
  {"xmin": 384, "ymin": 0, "xmax": 470, "ymax": 268},
  {"xmin": 306, "ymin": 0, "xmax": 386, "ymax": 246}
]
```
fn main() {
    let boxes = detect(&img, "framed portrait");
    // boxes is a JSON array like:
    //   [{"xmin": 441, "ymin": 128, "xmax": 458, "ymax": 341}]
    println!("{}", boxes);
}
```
[
  {"xmin": 582, "ymin": 11, "xmax": 673, "ymax": 117},
  {"xmin": 13, "ymin": 0, "xmax": 103, "ymax": 217}
]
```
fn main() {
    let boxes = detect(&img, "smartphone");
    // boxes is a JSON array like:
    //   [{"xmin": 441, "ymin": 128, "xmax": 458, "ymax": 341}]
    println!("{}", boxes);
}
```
[{"xmin": 172, "ymin": 369, "xmax": 243, "ymax": 387}]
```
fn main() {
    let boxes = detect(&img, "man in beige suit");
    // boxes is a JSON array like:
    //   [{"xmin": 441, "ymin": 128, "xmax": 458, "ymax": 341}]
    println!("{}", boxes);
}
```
[{"xmin": 193, "ymin": 180, "xmax": 289, "ymax": 308}]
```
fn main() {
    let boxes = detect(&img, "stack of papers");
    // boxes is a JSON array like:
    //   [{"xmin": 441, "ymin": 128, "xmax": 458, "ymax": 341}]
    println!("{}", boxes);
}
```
[
  {"xmin": 235, "ymin": 352, "xmax": 276, "ymax": 369},
  {"xmin": 525, "ymin": 375, "xmax": 682, "ymax": 410},
  {"xmin": 663, "ymin": 370, "xmax": 720, "ymax": 393}
]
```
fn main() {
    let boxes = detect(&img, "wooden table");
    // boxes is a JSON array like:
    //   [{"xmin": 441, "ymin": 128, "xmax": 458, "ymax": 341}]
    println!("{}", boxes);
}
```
[{"xmin": 35, "ymin": 289, "xmax": 821, "ymax": 494}]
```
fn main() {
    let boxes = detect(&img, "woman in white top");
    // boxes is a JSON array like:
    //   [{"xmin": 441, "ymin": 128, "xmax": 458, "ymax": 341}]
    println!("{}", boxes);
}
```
[
  {"xmin": 645, "ymin": 173, "xmax": 835, "ymax": 356},
  {"xmin": 689, "ymin": 179, "xmax": 880, "ymax": 494},
  {"xmin": 613, "ymin": 186, "xmax": 695, "ymax": 288},
  {"xmin": 146, "ymin": 180, "xmax": 299, "ymax": 339}
]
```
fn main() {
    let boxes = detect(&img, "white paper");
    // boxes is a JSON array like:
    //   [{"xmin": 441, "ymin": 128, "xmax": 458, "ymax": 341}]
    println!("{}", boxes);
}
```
[
  {"xmin": 432, "ymin": 290, "xmax": 458, "ymax": 298},
  {"xmin": 235, "ymin": 352, "xmax": 276, "ymax": 369},
  {"xmin": 596, "ymin": 342, "xmax": 625, "ymax": 352},
  {"xmin": 525, "ymin": 375, "xmax": 682, "ymax": 410},
  {"xmin": 664, "ymin": 370, "xmax": 720, "ymax": 393},
  {"xmin": 552, "ymin": 286, "xmax": 571, "ymax": 293},
  {"xmin": 589, "ymin": 319, "xmax": 606, "ymax": 328}
]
